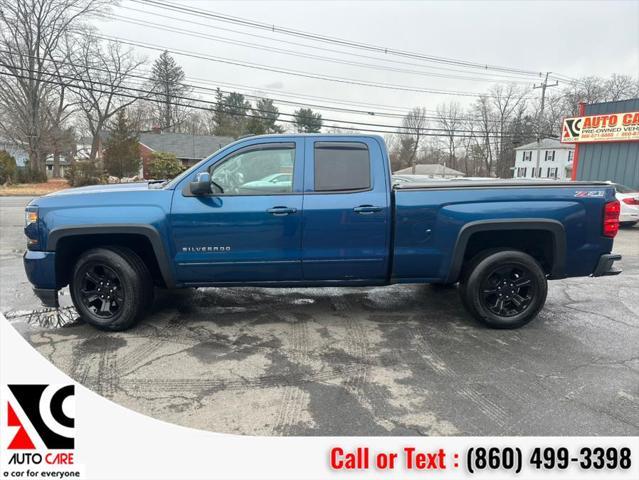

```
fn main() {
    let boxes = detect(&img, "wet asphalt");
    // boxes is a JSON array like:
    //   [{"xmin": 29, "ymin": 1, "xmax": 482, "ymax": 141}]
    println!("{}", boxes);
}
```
[{"xmin": 1, "ymin": 196, "xmax": 638, "ymax": 436}]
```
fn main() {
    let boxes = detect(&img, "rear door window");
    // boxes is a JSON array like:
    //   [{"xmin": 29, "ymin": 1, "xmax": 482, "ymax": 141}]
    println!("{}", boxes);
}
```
[{"xmin": 314, "ymin": 142, "xmax": 371, "ymax": 192}]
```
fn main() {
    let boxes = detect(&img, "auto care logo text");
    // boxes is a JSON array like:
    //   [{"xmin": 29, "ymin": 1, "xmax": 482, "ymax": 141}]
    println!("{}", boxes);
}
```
[{"xmin": 5, "ymin": 384, "xmax": 76, "ymax": 468}]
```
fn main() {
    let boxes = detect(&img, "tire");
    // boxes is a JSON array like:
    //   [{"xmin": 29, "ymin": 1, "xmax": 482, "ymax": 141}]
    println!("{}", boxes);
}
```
[
  {"xmin": 108, "ymin": 246, "xmax": 154, "ymax": 309},
  {"xmin": 459, "ymin": 250, "xmax": 547, "ymax": 329},
  {"xmin": 70, "ymin": 247, "xmax": 152, "ymax": 331}
]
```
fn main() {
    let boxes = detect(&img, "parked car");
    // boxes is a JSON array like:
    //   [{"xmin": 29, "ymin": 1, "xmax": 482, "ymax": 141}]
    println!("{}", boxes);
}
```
[
  {"xmin": 24, "ymin": 134, "xmax": 622, "ymax": 331},
  {"xmin": 240, "ymin": 172, "xmax": 293, "ymax": 193},
  {"xmin": 611, "ymin": 183, "xmax": 639, "ymax": 227}
]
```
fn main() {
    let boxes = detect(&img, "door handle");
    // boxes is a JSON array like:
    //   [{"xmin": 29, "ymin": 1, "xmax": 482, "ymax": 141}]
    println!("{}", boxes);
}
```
[
  {"xmin": 353, "ymin": 205, "xmax": 382, "ymax": 214},
  {"xmin": 267, "ymin": 206, "xmax": 297, "ymax": 216}
]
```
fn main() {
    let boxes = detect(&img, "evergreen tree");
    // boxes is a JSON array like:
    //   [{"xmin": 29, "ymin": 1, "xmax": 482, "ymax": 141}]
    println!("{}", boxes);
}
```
[
  {"xmin": 103, "ymin": 110, "xmax": 141, "ymax": 178},
  {"xmin": 246, "ymin": 98, "xmax": 284, "ymax": 135},
  {"xmin": 293, "ymin": 108, "xmax": 322, "ymax": 133},
  {"xmin": 212, "ymin": 91, "xmax": 251, "ymax": 138},
  {"xmin": 150, "ymin": 51, "xmax": 190, "ymax": 131}
]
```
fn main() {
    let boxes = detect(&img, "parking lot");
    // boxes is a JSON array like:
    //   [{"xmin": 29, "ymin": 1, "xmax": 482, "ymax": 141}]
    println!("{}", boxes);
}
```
[{"xmin": 1, "ymin": 195, "xmax": 638, "ymax": 436}]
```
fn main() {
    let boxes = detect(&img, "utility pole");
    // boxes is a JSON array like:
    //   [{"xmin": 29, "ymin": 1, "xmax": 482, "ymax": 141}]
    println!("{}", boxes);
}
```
[{"xmin": 533, "ymin": 72, "xmax": 559, "ymax": 177}]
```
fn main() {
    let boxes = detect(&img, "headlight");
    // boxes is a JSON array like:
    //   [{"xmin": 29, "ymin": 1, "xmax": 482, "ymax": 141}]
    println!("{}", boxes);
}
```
[{"xmin": 25, "ymin": 210, "xmax": 38, "ymax": 226}]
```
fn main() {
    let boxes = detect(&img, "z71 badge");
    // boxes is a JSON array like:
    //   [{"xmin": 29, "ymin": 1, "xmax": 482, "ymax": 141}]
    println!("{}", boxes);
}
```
[{"xmin": 575, "ymin": 190, "xmax": 604, "ymax": 198}]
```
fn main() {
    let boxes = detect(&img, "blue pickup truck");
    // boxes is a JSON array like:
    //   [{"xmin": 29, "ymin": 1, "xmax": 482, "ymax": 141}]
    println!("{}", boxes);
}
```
[{"xmin": 23, "ymin": 134, "xmax": 622, "ymax": 331}]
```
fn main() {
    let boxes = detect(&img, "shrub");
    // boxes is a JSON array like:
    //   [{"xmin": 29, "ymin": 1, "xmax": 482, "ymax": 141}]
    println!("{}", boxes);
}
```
[
  {"xmin": 16, "ymin": 163, "xmax": 47, "ymax": 184},
  {"xmin": 148, "ymin": 151, "xmax": 184, "ymax": 180},
  {"xmin": 103, "ymin": 110, "xmax": 141, "ymax": 178},
  {"xmin": 0, "ymin": 150, "xmax": 17, "ymax": 184},
  {"xmin": 65, "ymin": 161, "xmax": 105, "ymax": 187}
]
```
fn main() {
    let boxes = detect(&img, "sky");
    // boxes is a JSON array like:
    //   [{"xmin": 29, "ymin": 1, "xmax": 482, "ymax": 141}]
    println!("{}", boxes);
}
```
[{"xmin": 93, "ymin": 0, "xmax": 639, "ymax": 131}]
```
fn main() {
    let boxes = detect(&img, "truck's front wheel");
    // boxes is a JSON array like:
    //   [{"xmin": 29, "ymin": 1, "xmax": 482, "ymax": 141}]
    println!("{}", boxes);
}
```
[
  {"xmin": 459, "ymin": 250, "xmax": 547, "ymax": 329},
  {"xmin": 70, "ymin": 247, "xmax": 152, "ymax": 331}
]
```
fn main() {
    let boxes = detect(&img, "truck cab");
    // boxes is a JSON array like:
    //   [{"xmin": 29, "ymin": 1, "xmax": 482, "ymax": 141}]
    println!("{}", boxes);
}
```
[{"xmin": 170, "ymin": 135, "xmax": 391, "ymax": 285}]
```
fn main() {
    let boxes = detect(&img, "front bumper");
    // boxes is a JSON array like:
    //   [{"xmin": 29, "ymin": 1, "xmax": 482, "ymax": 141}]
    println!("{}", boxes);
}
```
[
  {"xmin": 23, "ymin": 250, "xmax": 59, "ymax": 307},
  {"xmin": 592, "ymin": 253, "xmax": 622, "ymax": 277}
]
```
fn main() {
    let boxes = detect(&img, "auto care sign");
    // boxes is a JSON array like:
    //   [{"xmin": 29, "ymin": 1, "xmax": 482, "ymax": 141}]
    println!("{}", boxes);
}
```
[{"xmin": 562, "ymin": 111, "xmax": 639, "ymax": 143}]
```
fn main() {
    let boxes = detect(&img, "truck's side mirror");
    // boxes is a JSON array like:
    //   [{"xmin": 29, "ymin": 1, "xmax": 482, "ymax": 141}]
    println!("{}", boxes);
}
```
[{"xmin": 190, "ymin": 172, "xmax": 212, "ymax": 195}]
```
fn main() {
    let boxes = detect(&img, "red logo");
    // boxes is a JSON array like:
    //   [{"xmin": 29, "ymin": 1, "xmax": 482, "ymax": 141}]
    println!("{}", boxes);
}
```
[{"xmin": 7, "ymin": 402, "xmax": 35, "ymax": 449}]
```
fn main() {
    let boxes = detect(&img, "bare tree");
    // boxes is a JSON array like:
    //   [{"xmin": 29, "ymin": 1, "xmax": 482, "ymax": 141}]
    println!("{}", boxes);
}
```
[
  {"xmin": 534, "ymin": 91, "xmax": 564, "ymax": 138},
  {"xmin": 489, "ymin": 84, "xmax": 528, "ymax": 178},
  {"xmin": 69, "ymin": 35, "xmax": 146, "ymax": 161},
  {"xmin": 561, "ymin": 76, "xmax": 607, "ymax": 116},
  {"xmin": 0, "ymin": 0, "xmax": 107, "ymax": 177},
  {"xmin": 604, "ymin": 74, "xmax": 638, "ymax": 102},
  {"xmin": 471, "ymin": 95, "xmax": 495, "ymax": 176},
  {"xmin": 401, "ymin": 107, "xmax": 428, "ymax": 174},
  {"xmin": 181, "ymin": 108, "xmax": 209, "ymax": 135},
  {"xmin": 43, "ymin": 38, "xmax": 81, "ymax": 177},
  {"xmin": 436, "ymin": 101, "xmax": 464, "ymax": 171}
]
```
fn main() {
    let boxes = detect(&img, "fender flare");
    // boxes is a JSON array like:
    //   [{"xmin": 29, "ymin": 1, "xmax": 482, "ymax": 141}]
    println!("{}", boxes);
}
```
[
  {"xmin": 445, "ymin": 219, "xmax": 566, "ymax": 283},
  {"xmin": 47, "ymin": 224, "xmax": 176, "ymax": 288}
]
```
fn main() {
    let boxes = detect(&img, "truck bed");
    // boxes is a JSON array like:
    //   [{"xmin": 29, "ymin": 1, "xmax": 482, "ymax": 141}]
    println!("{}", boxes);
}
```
[{"xmin": 391, "ymin": 180, "xmax": 616, "ymax": 284}]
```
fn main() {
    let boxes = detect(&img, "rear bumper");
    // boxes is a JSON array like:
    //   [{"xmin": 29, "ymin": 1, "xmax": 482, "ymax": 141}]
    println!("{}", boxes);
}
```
[
  {"xmin": 23, "ymin": 250, "xmax": 59, "ymax": 307},
  {"xmin": 592, "ymin": 253, "xmax": 622, "ymax": 277},
  {"xmin": 620, "ymin": 213, "xmax": 639, "ymax": 224}
]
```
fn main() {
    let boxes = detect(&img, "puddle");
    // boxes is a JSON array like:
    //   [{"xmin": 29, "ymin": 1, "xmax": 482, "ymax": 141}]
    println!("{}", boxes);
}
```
[
  {"xmin": 291, "ymin": 298, "xmax": 315, "ymax": 305},
  {"xmin": 4, "ymin": 306, "xmax": 80, "ymax": 329}
]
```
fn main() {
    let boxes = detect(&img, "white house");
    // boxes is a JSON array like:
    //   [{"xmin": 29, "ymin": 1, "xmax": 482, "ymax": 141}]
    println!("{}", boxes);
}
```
[{"xmin": 513, "ymin": 138, "xmax": 575, "ymax": 180}]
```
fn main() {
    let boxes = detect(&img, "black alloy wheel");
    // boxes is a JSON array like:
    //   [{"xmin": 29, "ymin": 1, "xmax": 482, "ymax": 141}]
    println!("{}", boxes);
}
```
[
  {"xmin": 78, "ymin": 262, "xmax": 125, "ymax": 319},
  {"xmin": 480, "ymin": 264, "xmax": 535, "ymax": 317}
]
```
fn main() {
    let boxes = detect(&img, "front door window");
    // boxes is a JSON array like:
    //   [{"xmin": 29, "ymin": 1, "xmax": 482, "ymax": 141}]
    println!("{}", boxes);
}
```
[{"xmin": 211, "ymin": 145, "xmax": 295, "ymax": 195}]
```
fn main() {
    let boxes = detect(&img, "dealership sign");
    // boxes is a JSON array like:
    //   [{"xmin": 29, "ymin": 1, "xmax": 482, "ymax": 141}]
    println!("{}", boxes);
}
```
[{"xmin": 562, "ymin": 111, "xmax": 639, "ymax": 143}]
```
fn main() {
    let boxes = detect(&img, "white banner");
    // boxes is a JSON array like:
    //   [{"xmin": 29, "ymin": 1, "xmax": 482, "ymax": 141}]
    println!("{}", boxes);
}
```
[
  {"xmin": 562, "ymin": 111, "xmax": 639, "ymax": 143},
  {"xmin": 1, "ymin": 315, "xmax": 638, "ymax": 480}
]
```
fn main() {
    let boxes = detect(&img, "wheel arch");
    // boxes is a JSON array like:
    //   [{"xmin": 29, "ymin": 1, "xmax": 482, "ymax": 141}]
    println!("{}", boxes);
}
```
[
  {"xmin": 48, "ymin": 225, "xmax": 175, "ymax": 289},
  {"xmin": 446, "ymin": 219, "xmax": 566, "ymax": 284}
]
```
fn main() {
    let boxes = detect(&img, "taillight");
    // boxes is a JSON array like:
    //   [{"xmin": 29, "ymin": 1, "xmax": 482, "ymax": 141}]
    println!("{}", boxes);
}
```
[
  {"xmin": 603, "ymin": 200, "xmax": 620, "ymax": 238},
  {"xmin": 622, "ymin": 197, "xmax": 639, "ymax": 205}
]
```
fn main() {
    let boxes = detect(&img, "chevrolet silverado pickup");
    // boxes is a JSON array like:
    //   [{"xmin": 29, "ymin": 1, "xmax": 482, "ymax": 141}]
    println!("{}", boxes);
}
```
[{"xmin": 23, "ymin": 134, "xmax": 622, "ymax": 331}]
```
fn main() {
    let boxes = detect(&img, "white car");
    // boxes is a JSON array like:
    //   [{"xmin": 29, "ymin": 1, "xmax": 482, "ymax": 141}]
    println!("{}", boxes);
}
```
[{"xmin": 613, "ymin": 183, "xmax": 639, "ymax": 227}]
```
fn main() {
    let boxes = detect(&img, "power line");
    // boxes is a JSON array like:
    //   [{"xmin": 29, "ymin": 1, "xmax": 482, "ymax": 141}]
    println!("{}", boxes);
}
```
[
  {"xmin": 183, "ymin": 76, "xmax": 508, "ymax": 124},
  {"xmin": 0, "ymin": 48, "xmax": 511, "ymax": 126},
  {"xmin": 0, "ymin": 51, "xmax": 520, "ymax": 130},
  {"xmin": 0, "ymin": 65, "xmax": 544, "ymax": 139},
  {"xmin": 134, "ymin": 0, "xmax": 567, "ymax": 81},
  {"xmin": 99, "ymin": 11, "xmax": 538, "ymax": 85},
  {"xmin": 117, "ymin": 4, "xmax": 547, "ymax": 83},
  {"xmin": 0, "ymin": 62, "xmax": 461, "ymax": 133},
  {"xmin": 95, "ymin": 33, "xmax": 540, "ymax": 100}
]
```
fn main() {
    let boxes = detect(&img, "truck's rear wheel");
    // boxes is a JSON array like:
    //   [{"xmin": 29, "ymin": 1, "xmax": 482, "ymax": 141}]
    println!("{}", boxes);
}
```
[
  {"xmin": 459, "ymin": 250, "xmax": 547, "ymax": 329},
  {"xmin": 70, "ymin": 247, "xmax": 152, "ymax": 331}
]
